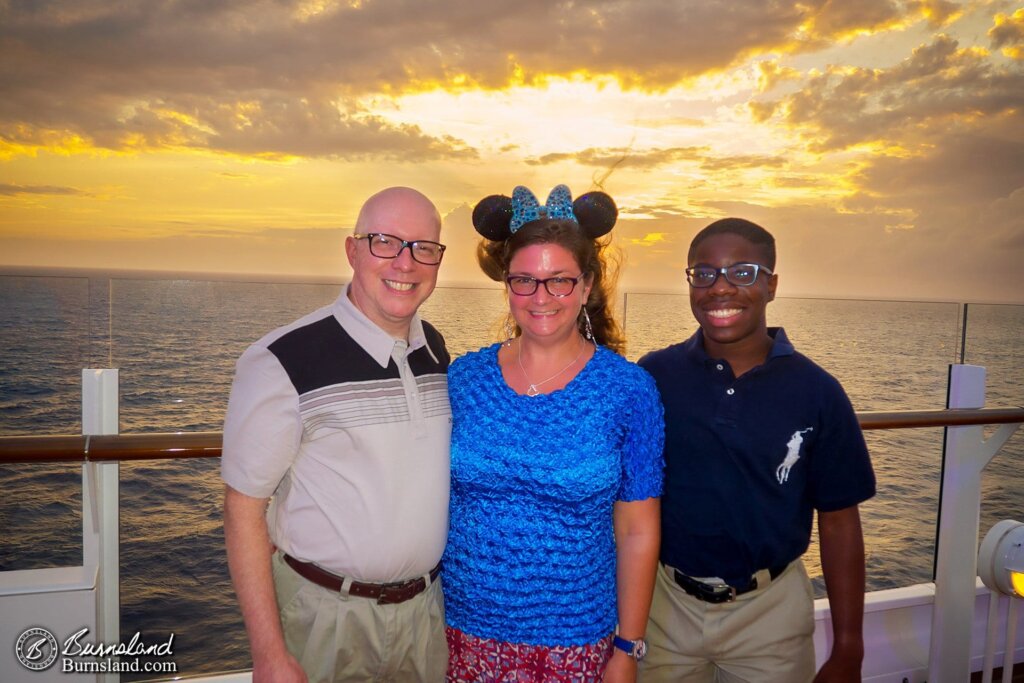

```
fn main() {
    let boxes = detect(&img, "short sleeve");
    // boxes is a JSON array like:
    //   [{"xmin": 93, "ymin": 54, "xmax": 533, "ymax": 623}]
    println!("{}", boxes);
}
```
[
  {"xmin": 617, "ymin": 366, "xmax": 665, "ymax": 501},
  {"xmin": 220, "ymin": 343, "xmax": 303, "ymax": 499},
  {"xmin": 807, "ymin": 376, "xmax": 876, "ymax": 511}
]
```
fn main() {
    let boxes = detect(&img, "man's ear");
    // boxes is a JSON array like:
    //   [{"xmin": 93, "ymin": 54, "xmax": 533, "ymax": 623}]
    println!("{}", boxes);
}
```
[{"xmin": 345, "ymin": 235, "xmax": 357, "ymax": 268}]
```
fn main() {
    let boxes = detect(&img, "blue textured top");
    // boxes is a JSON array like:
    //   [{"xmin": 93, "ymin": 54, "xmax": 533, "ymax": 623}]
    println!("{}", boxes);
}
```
[{"xmin": 443, "ymin": 343, "xmax": 664, "ymax": 646}]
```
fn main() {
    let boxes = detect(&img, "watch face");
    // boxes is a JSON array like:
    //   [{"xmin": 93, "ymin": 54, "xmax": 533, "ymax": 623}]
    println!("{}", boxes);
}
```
[{"xmin": 635, "ymin": 639, "xmax": 648, "ymax": 661}]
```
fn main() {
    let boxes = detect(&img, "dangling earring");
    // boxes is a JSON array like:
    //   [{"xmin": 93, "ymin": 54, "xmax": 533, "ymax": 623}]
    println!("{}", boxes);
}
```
[
  {"xmin": 503, "ymin": 316, "xmax": 516, "ymax": 345},
  {"xmin": 582, "ymin": 308, "xmax": 595, "ymax": 342}
]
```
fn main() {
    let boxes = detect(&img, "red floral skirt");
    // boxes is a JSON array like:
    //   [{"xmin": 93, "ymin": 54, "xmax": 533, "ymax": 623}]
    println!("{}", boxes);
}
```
[{"xmin": 445, "ymin": 626, "xmax": 614, "ymax": 682}]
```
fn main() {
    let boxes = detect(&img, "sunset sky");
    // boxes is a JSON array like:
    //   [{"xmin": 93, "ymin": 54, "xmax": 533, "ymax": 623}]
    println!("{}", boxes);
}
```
[{"xmin": 2, "ymin": 0, "xmax": 1023, "ymax": 303}]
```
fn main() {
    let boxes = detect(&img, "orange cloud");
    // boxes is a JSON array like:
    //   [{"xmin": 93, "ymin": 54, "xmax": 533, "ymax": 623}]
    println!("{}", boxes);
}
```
[
  {"xmin": 758, "ymin": 35, "xmax": 1024, "ymax": 152},
  {"xmin": 630, "ymin": 232, "xmax": 670, "ymax": 246},
  {"xmin": 990, "ymin": 8, "xmax": 1024, "ymax": 59},
  {"xmin": 0, "ymin": 0, "xmax": 947, "ymax": 163}
]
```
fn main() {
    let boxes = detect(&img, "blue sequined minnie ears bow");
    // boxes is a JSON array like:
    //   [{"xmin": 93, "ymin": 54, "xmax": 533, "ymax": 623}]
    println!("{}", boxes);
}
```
[
  {"xmin": 511, "ymin": 185, "xmax": 577, "ymax": 233},
  {"xmin": 472, "ymin": 184, "xmax": 617, "ymax": 242}
]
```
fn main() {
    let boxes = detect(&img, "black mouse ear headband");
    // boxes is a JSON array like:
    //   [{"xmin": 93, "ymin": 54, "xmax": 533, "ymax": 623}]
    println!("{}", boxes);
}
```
[{"xmin": 472, "ymin": 184, "xmax": 617, "ymax": 242}]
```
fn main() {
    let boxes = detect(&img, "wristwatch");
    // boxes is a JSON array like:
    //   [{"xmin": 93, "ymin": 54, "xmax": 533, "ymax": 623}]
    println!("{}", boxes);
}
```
[{"xmin": 612, "ymin": 635, "xmax": 648, "ymax": 661}]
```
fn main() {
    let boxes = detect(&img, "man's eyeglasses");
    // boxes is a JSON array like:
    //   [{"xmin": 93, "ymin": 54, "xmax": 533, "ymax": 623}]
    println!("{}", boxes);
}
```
[
  {"xmin": 353, "ymin": 233, "xmax": 446, "ymax": 266},
  {"xmin": 685, "ymin": 263, "xmax": 773, "ymax": 288},
  {"xmin": 505, "ymin": 274, "xmax": 586, "ymax": 297}
]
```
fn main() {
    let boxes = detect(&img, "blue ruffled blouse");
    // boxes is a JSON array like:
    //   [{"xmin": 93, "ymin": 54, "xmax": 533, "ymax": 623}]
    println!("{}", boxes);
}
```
[{"xmin": 443, "ymin": 343, "xmax": 665, "ymax": 646}]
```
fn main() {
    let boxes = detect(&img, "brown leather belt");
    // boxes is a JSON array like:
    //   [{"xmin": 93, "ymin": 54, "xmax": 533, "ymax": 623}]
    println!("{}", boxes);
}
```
[{"xmin": 283, "ymin": 554, "xmax": 441, "ymax": 605}]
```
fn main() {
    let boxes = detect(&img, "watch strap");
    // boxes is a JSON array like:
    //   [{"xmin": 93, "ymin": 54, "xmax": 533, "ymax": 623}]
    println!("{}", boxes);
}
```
[{"xmin": 612, "ymin": 635, "xmax": 646, "ymax": 660}]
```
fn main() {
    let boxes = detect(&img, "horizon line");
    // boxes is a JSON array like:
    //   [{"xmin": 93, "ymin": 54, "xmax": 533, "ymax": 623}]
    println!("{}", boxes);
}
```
[{"xmin": 1, "ymin": 264, "xmax": 1022, "ymax": 307}]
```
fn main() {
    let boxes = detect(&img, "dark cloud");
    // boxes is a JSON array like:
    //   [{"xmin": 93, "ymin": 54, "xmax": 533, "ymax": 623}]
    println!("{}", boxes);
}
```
[
  {"xmin": 528, "ymin": 146, "xmax": 707, "ymax": 169},
  {"xmin": 528, "ymin": 145, "xmax": 788, "ymax": 173},
  {"xmin": 757, "ymin": 60, "xmax": 802, "ymax": 93},
  {"xmin": 770, "ymin": 175, "xmax": 821, "ymax": 189},
  {"xmin": 805, "ymin": 0, "xmax": 903, "ymax": 38},
  {"xmin": 989, "ymin": 8, "xmax": 1024, "ymax": 51},
  {"xmin": 624, "ymin": 202, "xmax": 698, "ymax": 219},
  {"xmin": 852, "ymin": 129, "xmax": 1024, "ymax": 206},
  {"xmin": 700, "ymin": 154, "xmax": 786, "ymax": 171},
  {"xmin": 0, "ymin": 0, "xmax": 940, "ymax": 159},
  {"xmin": 0, "ymin": 183, "xmax": 88, "ymax": 196},
  {"xmin": 910, "ymin": 0, "xmax": 963, "ymax": 28},
  {"xmin": 757, "ymin": 35, "xmax": 1024, "ymax": 152}
]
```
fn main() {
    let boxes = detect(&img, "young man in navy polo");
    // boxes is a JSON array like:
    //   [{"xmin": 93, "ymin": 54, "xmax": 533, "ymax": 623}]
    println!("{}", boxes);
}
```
[{"xmin": 638, "ymin": 218, "xmax": 875, "ymax": 682}]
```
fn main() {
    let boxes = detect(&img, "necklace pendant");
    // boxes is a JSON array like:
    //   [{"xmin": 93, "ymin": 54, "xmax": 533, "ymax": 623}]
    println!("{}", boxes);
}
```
[{"xmin": 527, "ymin": 384, "xmax": 540, "ymax": 397}]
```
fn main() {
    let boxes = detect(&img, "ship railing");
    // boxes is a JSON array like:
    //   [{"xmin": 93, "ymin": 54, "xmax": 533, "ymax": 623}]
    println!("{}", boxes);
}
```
[{"xmin": 0, "ymin": 365, "xmax": 1022, "ymax": 682}]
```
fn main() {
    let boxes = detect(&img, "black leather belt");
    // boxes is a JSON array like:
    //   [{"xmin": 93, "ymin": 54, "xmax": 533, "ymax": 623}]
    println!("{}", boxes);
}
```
[
  {"xmin": 671, "ymin": 564, "xmax": 788, "ymax": 604},
  {"xmin": 283, "ymin": 554, "xmax": 441, "ymax": 605}
]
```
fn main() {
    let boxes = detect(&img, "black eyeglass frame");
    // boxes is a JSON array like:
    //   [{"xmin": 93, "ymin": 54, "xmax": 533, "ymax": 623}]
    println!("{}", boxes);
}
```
[
  {"xmin": 353, "ymin": 232, "xmax": 447, "ymax": 266},
  {"xmin": 685, "ymin": 262, "xmax": 774, "ymax": 288},
  {"xmin": 505, "ymin": 273, "xmax": 587, "ymax": 297}
]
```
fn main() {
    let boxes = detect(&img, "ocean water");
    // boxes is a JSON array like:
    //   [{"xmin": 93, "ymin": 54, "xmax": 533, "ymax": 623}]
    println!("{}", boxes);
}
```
[{"xmin": 0, "ymin": 275, "xmax": 1022, "ymax": 680}]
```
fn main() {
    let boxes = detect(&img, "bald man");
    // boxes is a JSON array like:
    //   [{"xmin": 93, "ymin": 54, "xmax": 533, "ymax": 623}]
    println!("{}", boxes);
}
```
[{"xmin": 223, "ymin": 187, "xmax": 451, "ymax": 683}]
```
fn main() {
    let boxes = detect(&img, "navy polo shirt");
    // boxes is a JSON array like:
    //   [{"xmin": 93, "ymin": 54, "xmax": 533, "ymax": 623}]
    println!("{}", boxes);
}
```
[{"xmin": 639, "ymin": 327, "xmax": 875, "ymax": 586}]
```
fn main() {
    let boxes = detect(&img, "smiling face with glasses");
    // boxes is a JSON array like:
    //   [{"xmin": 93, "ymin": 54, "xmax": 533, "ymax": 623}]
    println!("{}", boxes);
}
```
[
  {"xmin": 687, "ymin": 232, "xmax": 778, "ymax": 361},
  {"xmin": 505, "ymin": 243, "xmax": 592, "ymax": 343},
  {"xmin": 344, "ymin": 187, "xmax": 444, "ymax": 339}
]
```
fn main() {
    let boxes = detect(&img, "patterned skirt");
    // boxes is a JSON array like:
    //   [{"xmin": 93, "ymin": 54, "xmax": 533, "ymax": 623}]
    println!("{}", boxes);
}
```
[{"xmin": 445, "ymin": 626, "xmax": 614, "ymax": 682}]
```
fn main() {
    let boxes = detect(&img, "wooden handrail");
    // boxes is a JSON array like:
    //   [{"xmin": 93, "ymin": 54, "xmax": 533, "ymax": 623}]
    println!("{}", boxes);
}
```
[
  {"xmin": 0, "ymin": 431, "xmax": 222, "ymax": 463},
  {"xmin": 0, "ymin": 408, "xmax": 1022, "ymax": 464},
  {"xmin": 857, "ymin": 407, "xmax": 1024, "ymax": 430}
]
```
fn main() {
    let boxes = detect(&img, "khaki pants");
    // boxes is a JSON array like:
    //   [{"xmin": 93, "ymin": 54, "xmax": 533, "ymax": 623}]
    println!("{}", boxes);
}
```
[
  {"xmin": 640, "ymin": 560, "xmax": 816, "ymax": 683},
  {"xmin": 272, "ymin": 551, "xmax": 448, "ymax": 683}
]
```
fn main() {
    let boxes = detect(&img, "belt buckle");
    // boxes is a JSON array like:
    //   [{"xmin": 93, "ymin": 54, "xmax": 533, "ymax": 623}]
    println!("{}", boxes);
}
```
[
  {"xmin": 704, "ymin": 583, "xmax": 736, "ymax": 603},
  {"xmin": 377, "ymin": 578, "xmax": 418, "ymax": 605}
]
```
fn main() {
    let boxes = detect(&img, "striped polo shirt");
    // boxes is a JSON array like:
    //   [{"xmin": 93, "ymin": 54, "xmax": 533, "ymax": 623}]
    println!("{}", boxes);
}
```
[{"xmin": 221, "ymin": 285, "xmax": 451, "ymax": 582}]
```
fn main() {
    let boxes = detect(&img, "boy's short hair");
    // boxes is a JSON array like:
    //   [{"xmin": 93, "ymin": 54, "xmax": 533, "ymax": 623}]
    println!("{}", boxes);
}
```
[{"xmin": 689, "ymin": 218, "xmax": 776, "ymax": 270}]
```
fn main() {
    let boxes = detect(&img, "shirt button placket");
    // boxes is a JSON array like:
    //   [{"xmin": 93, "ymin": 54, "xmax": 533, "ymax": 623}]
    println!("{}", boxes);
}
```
[{"xmin": 393, "ymin": 340, "xmax": 426, "ymax": 437}]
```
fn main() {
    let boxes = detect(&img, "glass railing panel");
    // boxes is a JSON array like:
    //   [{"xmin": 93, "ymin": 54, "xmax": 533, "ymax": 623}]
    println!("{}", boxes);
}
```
[
  {"xmin": 622, "ymin": 292, "xmax": 700, "ymax": 362},
  {"xmin": 108, "ymin": 278, "xmax": 346, "ymax": 680},
  {"xmin": 418, "ymin": 285, "xmax": 508, "ymax": 357},
  {"xmin": 0, "ymin": 274, "xmax": 102, "ymax": 570},
  {"xmin": 963, "ymin": 304, "xmax": 1024, "ymax": 561},
  {"xmin": 622, "ymin": 293, "xmax": 964, "ymax": 595}
]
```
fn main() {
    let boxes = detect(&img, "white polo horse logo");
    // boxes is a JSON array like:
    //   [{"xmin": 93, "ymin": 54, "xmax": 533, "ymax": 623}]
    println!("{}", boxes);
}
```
[{"xmin": 776, "ymin": 427, "xmax": 813, "ymax": 484}]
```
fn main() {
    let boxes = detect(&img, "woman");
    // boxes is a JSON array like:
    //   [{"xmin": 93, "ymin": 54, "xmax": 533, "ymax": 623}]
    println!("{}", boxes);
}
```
[{"xmin": 443, "ymin": 184, "xmax": 664, "ymax": 683}]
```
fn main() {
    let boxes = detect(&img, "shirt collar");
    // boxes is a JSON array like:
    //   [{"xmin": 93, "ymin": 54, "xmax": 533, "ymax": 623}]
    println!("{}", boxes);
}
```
[
  {"xmin": 766, "ymin": 327, "xmax": 795, "ymax": 359},
  {"xmin": 332, "ymin": 284, "xmax": 433, "ymax": 368},
  {"xmin": 683, "ymin": 326, "xmax": 795, "ymax": 366}
]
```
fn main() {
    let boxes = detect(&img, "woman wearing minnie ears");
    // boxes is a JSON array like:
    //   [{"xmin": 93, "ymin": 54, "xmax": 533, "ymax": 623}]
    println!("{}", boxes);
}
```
[{"xmin": 442, "ymin": 185, "xmax": 665, "ymax": 682}]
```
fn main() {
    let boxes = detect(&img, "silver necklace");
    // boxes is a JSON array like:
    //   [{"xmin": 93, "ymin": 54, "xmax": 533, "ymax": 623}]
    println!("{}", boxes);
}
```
[{"xmin": 517, "ymin": 338, "xmax": 587, "ymax": 396}]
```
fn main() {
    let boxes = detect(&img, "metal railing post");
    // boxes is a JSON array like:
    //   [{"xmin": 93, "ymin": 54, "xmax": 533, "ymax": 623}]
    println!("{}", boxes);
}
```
[
  {"xmin": 928, "ymin": 364, "xmax": 1022, "ymax": 681},
  {"xmin": 82, "ymin": 369, "xmax": 120, "ymax": 683}
]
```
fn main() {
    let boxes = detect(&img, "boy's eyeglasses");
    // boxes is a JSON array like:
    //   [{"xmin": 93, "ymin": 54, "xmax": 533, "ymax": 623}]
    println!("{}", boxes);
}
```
[{"xmin": 685, "ymin": 263, "xmax": 773, "ymax": 288}]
